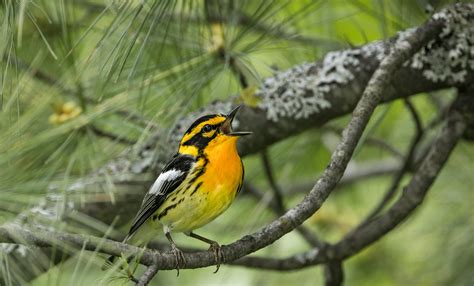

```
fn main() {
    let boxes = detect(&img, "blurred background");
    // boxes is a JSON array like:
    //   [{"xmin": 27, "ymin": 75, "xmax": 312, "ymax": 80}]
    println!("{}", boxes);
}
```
[{"xmin": 0, "ymin": 0, "xmax": 472, "ymax": 285}]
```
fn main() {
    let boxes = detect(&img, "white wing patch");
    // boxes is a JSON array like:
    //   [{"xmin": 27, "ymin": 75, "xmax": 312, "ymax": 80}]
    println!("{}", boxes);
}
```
[{"xmin": 149, "ymin": 169, "xmax": 183, "ymax": 195}]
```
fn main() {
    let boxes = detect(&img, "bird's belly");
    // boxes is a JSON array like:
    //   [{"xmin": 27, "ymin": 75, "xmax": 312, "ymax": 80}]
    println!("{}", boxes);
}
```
[
  {"xmin": 158, "ymin": 184, "xmax": 235, "ymax": 232},
  {"xmin": 154, "ymin": 155, "xmax": 243, "ymax": 233}
]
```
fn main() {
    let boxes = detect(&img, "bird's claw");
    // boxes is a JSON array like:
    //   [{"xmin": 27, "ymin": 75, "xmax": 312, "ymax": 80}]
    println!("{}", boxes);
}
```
[
  {"xmin": 208, "ymin": 242, "xmax": 223, "ymax": 273},
  {"xmin": 170, "ymin": 244, "xmax": 186, "ymax": 276}
]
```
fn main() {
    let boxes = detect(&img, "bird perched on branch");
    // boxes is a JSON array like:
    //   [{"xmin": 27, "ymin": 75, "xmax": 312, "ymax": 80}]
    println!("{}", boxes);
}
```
[{"xmin": 107, "ymin": 106, "xmax": 251, "ymax": 274}]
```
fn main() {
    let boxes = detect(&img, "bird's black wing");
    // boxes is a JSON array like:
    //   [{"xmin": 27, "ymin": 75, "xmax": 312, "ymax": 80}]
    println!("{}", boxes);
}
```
[{"xmin": 125, "ymin": 154, "xmax": 195, "ymax": 240}]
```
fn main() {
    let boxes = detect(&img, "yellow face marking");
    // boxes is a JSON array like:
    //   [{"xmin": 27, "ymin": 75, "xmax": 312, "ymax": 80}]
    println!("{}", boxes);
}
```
[
  {"xmin": 202, "ymin": 129, "xmax": 217, "ymax": 138},
  {"xmin": 178, "ymin": 145, "xmax": 199, "ymax": 157},
  {"xmin": 204, "ymin": 116, "xmax": 227, "ymax": 126}
]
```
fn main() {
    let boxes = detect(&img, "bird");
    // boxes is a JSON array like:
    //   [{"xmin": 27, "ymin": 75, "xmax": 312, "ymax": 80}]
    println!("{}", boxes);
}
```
[{"xmin": 108, "ymin": 105, "xmax": 251, "ymax": 274}]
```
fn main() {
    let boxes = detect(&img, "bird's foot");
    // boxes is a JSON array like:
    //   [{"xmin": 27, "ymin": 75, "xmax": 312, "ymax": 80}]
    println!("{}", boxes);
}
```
[
  {"xmin": 170, "ymin": 243, "xmax": 186, "ymax": 276},
  {"xmin": 208, "ymin": 241, "xmax": 223, "ymax": 273}
]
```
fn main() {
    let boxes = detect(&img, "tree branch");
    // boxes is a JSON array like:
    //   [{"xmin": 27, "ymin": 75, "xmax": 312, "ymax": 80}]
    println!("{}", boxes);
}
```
[
  {"xmin": 324, "ymin": 260, "xmax": 344, "ymax": 286},
  {"xmin": 227, "ymin": 93, "xmax": 468, "ymax": 270},
  {"xmin": 323, "ymin": 126, "xmax": 404, "ymax": 159},
  {"xmin": 277, "ymin": 160, "xmax": 402, "ymax": 197},
  {"xmin": 88, "ymin": 125, "xmax": 138, "ymax": 145},
  {"xmin": 260, "ymin": 151, "xmax": 285, "ymax": 212},
  {"xmin": 361, "ymin": 99, "xmax": 424, "ymax": 223},
  {"xmin": 333, "ymin": 95, "xmax": 468, "ymax": 260},
  {"xmin": 135, "ymin": 264, "xmax": 159, "ymax": 286}
]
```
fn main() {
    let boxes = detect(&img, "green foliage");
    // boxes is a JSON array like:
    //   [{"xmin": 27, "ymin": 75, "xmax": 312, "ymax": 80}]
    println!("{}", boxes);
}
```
[{"xmin": 0, "ymin": 0, "xmax": 472, "ymax": 285}]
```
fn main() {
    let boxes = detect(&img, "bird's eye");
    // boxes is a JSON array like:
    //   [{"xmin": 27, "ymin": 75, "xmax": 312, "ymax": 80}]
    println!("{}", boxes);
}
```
[{"xmin": 202, "ymin": 124, "xmax": 212, "ymax": 132}]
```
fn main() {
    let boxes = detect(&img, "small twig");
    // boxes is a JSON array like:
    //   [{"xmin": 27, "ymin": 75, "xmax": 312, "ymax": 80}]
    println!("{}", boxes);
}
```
[
  {"xmin": 243, "ymin": 182, "xmax": 278, "ymax": 210},
  {"xmin": 295, "ymin": 227, "xmax": 324, "ymax": 249},
  {"xmin": 88, "ymin": 125, "xmax": 137, "ymax": 145},
  {"xmin": 404, "ymin": 98, "xmax": 424, "ymax": 135},
  {"xmin": 279, "ymin": 159, "xmax": 401, "ymax": 196},
  {"xmin": 339, "ymin": 160, "xmax": 402, "ymax": 186},
  {"xmin": 324, "ymin": 260, "xmax": 344, "ymax": 286},
  {"xmin": 361, "ymin": 99, "xmax": 424, "ymax": 223},
  {"xmin": 116, "ymin": 110, "xmax": 158, "ymax": 129},
  {"xmin": 323, "ymin": 125, "xmax": 404, "ymax": 159},
  {"xmin": 130, "ymin": 275, "xmax": 139, "ymax": 284},
  {"xmin": 260, "ymin": 150, "xmax": 285, "ymax": 212},
  {"xmin": 426, "ymin": 102, "xmax": 450, "ymax": 131},
  {"xmin": 135, "ymin": 263, "xmax": 159, "ymax": 286}
]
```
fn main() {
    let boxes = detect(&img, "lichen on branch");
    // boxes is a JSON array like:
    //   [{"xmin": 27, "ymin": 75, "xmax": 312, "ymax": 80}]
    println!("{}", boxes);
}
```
[{"xmin": 410, "ymin": 3, "xmax": 474, "ymax": 83}]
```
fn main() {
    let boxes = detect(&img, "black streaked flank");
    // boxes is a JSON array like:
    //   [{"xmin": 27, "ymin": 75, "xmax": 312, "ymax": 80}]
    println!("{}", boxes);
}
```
[
  {"xmin": 190, "ymin": 181, "xmax": 203, "ymax": 196},
  {"xmin": 236, "ymin": 181, "xmax": 243, "ymax": 195},
  {"xmin": 236, "ymin": 160, "xmax": 244, "ymax": 195},
  {"xmin": 158, "ymin": 198, "xmax": 185, "ymax": 220},
  {"xmin": 188, "ymin": 154, "xmax": 208, "ymax": 185}
]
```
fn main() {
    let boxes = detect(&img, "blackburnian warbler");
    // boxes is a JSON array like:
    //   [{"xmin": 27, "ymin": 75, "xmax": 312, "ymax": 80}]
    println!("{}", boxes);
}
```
[{"xmin": 110, "ymin": 106, "xmax": 250, "ymax": 273}]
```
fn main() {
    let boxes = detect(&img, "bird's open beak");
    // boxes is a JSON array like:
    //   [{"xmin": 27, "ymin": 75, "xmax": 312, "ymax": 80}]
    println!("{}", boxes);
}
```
[{"xmin": 221, "ymin": 105, "xmax": 252, "ymax": 136}]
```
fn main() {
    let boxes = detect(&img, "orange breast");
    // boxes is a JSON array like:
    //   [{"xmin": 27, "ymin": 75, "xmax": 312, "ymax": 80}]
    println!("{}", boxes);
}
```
[
  {"xmin": 157, "ymin": 135, "xmax": 244, "ymax": 233},
  {"xmin": 202, "ymin": 136, "xmax": 243, "ymax": 193}
]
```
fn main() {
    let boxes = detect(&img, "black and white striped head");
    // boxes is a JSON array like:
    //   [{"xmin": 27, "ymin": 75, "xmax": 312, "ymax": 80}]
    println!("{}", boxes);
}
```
[{"xmin": 178, "ymin": 106, "xmax": 251, "ymax": 156}]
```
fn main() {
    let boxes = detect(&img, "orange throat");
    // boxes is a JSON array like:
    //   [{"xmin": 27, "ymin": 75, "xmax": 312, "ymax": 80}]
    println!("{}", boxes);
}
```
[{"xmin": 202, "ymin": 135, "xmax": 242, "ymax": 190}]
